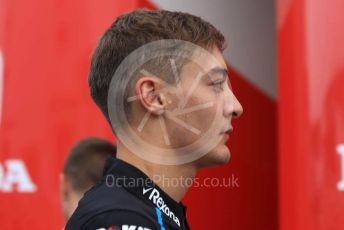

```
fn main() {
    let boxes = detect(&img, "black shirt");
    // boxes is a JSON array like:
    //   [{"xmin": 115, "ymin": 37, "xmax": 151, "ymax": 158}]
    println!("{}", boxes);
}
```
[{"xmin": 65, "ymin": 156, "xmax": 191, "ymax": 230}]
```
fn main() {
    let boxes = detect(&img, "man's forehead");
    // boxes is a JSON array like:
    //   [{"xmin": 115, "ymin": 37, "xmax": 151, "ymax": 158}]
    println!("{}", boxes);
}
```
[
  {"xmin": 187, "ymin": 45, "xmax": 227, "ymax": 71},
  {"xmin": 179, "ymin": 54, "xmax": 227, "ymax": 79}
]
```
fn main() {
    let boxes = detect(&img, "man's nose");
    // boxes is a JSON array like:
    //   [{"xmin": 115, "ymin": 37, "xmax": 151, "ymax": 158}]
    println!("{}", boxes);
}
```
[
  {"xmin": 223, "ymin": 91, "xmax": 243, "ymax": 119},
  {"xmin": 232, "ymin": 94, "xmax": 243, "ymax": 118}
]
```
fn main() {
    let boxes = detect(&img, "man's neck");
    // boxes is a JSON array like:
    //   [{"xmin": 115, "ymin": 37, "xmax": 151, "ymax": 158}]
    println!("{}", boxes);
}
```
[{"xmin": 116, "ymin": 142, "xmax": 197, "ymax": 202}]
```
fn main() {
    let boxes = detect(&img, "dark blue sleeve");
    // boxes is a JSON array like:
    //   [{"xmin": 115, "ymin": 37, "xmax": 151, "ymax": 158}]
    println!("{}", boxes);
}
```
[{"xmin": 83, "ymin": 210, "xmax": 158, "ymax": 230}]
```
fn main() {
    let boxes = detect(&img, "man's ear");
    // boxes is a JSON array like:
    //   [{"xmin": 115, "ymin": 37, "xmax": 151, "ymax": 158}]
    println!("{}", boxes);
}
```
[
  {"xmin": 135, "ymin": 77, "xmax": 168, "ymax": 115},
  {"xmin": 59, "ymin": 173, "xmax": 70, "ymax": 202},
  {"xmin": 60, "ymin": 173, "xmax": 79, "ymax": 220}
]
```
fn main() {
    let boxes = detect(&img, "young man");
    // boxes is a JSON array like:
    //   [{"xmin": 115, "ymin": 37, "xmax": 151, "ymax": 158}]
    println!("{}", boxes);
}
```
[
  {"xmin": 60, "ymin": 137, "xmax": 116, "ymax": 220},
  {"xmin": 66, "ymin": 9, "xmax": 243, "ymax": 230}
]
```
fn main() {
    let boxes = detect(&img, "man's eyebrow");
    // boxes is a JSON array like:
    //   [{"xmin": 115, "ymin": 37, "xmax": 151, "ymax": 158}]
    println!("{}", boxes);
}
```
[{"xmin": 205, "ymin": 67, "xmax": 229, "ymax": 80}]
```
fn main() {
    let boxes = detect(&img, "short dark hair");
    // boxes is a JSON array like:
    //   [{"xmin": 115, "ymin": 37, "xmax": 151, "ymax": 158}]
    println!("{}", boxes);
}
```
[
  {"xmin": 88, "ymin": 9, "xmax": 225, "ymax": 123},
  {"xmin": 63, "ymin": 137, "xmax": 116, "ymax": 193}
]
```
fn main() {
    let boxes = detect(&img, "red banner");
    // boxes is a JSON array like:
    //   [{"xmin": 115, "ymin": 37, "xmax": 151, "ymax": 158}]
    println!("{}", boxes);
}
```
[{"xmin": 278, "ymin": 0, "xmax": 344, "ymax": 229}]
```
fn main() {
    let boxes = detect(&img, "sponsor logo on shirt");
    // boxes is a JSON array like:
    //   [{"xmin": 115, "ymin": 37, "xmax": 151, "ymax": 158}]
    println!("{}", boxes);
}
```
[
  {"xmin": 143, "ymin": 187, "xmax": 181, "ymax": 227},
  {"xmin": 96, "ymin": 225, "xmax": 151, "ymax": 230}
]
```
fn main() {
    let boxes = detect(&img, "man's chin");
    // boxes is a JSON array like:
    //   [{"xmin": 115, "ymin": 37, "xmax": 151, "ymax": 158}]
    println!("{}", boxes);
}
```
[{"xmin": 195, "ymin": 145, "xmax": 231, "ymax": 168}]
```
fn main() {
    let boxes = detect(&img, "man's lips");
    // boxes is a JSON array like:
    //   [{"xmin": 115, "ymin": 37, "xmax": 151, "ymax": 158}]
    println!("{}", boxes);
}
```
[
  {"xmin": 220, "ymin": 127, "xmax": 233, "ymax": 142},
  {"xmin": 220, "ymin": 127, "xmax": 233, "ymax": 135}
]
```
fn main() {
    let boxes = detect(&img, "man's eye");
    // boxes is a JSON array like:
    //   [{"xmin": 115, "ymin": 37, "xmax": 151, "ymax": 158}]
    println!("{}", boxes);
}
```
[{"xmin": 211, "ymin": 80, "xmax": 225, "ymax": 90}]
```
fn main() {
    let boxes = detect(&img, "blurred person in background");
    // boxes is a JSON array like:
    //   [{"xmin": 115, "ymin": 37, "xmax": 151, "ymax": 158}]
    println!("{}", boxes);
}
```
[{"xmin": 60, "ymin": 137, "xmax": 116, "ymax": 221}]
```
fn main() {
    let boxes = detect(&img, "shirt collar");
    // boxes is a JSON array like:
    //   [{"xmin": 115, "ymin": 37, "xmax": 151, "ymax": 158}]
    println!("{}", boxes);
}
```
[{"xmin": 103, "ymin": 156, "xmax": 187, "ymax": 225}]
